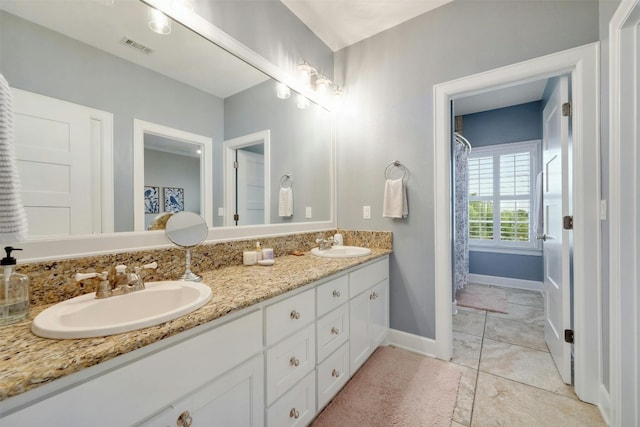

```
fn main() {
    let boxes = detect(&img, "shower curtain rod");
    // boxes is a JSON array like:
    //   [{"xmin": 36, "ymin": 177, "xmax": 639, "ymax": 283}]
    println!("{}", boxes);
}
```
[{"xmin": 455, "ymin": 132, "xmax": 472, "ymax": 151}]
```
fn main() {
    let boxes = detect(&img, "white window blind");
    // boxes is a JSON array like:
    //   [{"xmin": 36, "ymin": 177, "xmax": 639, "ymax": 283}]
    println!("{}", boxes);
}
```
[{"xmin": 468, "ymin": 140, "xmax": 540, "ymax": 253}]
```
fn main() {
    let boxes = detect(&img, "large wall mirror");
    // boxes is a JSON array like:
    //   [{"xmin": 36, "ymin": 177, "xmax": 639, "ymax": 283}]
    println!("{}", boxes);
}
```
[{"xmin": 0, "ymin": 0, "xmax": 334, "ymax": 260}]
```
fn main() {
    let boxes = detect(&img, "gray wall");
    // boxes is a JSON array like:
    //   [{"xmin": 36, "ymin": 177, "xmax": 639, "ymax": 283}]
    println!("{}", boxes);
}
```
[
  {"xmin": 0, "ymin": 11, "xmax": 224, "ymax": 232},
  {"xmin": 224, "ymin": 80, "xmax": 332, "ymax": 223},
  {"xmin": 193, "ymin": 0, "xmax": 334, "ymax": 81},
  {"xmin": 334, "ymin": 0, "xmax": 599, "ymax": 338},
  {"xmin": 462, "ymin": 102, "xmax": 543, "ymax": 282}
]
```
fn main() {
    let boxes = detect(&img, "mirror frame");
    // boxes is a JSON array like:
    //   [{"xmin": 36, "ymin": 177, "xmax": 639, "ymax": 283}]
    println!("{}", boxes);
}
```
[
  {"xmin": 133, "ymin": 119, "xmax": 214, "ymax": 231},
  {"xmin": 17, "ymin": 0, "xmax": 336, "ymax": 262}
]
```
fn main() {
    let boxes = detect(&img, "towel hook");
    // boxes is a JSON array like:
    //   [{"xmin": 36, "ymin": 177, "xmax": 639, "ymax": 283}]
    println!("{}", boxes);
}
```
[
  {"xmin": 384, "ymin": 160, "xmax": 408, "ymax": 181},
  {"xmin": 280, "ymin": 173, "xmax": 292, "ymax": 188}
]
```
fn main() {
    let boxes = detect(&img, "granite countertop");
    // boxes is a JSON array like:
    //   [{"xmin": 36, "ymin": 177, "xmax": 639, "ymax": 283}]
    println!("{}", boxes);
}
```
[{"xmin": 0, "ymin": 249, "xmax": 390, "ymax": 401}]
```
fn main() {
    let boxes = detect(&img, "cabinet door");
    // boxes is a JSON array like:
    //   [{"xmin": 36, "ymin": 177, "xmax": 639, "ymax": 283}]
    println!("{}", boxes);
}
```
[
  {"xmin": 349, "ymin": 289, "xmax": 372, "ymax": 374},
  {"xmin": 370, "ymin": 279, "xmax": 389, "ymax": 348},
  {"xmin": 140, "ymin": 355, "xmax": 264, "ymax": 427}
]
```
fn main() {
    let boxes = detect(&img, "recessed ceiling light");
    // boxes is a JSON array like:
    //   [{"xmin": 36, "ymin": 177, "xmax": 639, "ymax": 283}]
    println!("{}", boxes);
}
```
[{"xmin": 148, "ymin": 9, "xmax": 171, "ymax": 35}]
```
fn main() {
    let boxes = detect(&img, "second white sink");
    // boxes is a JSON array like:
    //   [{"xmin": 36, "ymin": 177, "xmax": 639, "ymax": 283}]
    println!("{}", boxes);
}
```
[
  {"xmin": 32, "ymin": 281, "xmax": 212, "ymax": 339},
  {"xmin": 311, "ymin": 246, "xmax": 371, "ymax": 258}
]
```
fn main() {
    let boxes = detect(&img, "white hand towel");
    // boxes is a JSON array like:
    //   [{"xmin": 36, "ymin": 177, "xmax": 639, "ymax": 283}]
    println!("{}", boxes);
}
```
[
  {"xmin": 0, "ymin": 74, "xmax": 28, "ymax": 244},
  {"xmin": 383, "ymin": 178, "xmax": 408, "ymax": 218},
  {"xmin": 278, "ymin": 187, "xmax": 293, "ymax": 217}
]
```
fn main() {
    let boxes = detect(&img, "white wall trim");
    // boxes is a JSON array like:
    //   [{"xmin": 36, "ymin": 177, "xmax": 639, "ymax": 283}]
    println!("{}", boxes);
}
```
[
  {"xmin": 468, "ymin": 274, "xmax": 542, "ymax": 293},
  {"xmin": 433, "ymin": 42, "xmax": 601, "ymax": 404},
  {"xmin": 387, "ymin": 329, "xmax": 439, "ymax": 359},
  {"xmin": 608, "ymin": 1, "xmax": 640, "ymax": 425},
  {"xmin": 599, "ymin": 383, "xmax": 611, "ymax": 427}
]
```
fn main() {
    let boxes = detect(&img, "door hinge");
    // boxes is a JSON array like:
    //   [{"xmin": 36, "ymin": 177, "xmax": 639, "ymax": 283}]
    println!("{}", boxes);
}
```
[
  {"xmin": 563, "ymin": 215, "xmax": 573, "ymax": 230},
  {"xmin": 562, "ymin": 102, "xmax": 572, "ymax": 117},
  {"xmin": 233, "ymin": 161, "xmax": 239, "ymax": 169},
  {"xmin": 233, "ymin": 214, "xmax": 239, "ymax": 221},
  {"xmin": 564, "ymin": 329, "xmax": 574, "ymax": 344}
]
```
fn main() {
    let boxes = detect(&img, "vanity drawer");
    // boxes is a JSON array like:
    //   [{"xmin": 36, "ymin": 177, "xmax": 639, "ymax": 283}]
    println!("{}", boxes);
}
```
[
  {"xmin": 265, "ymin": 289, "xmax": 315, "ymax": 346},
  {"xmin": 317, "ymin": 342, "xmax": 349, "ymax": 411},
  {"xmin": 266, "ymin": 371, "xmax": 316, "ymax": 427},
  {"xmin": 316, "ymin": 304, "xmax": 349, "ymax": 362},
  {"xmin": 266, "ymin": 323, "xmax": 316, "ymax": 404},
  {"xmin": 349, "ymin": 258, "xmax": 389, "ymax": 297},
  {"xmin": 316, "ymin": 275, "xmax": 349, "ymax": 317}
]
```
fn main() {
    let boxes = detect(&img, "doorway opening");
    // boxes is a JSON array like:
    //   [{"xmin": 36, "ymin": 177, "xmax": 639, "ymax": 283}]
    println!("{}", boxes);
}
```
[{"xmin": 433, "ymin": 43, "xmax": 600, "ymax": 404}]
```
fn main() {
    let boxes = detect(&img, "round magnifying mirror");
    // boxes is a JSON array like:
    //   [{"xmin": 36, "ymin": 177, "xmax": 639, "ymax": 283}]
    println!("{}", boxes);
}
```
[{"xmin": 165, "ymin": 212, "xmax": 208, "ymax": 281}]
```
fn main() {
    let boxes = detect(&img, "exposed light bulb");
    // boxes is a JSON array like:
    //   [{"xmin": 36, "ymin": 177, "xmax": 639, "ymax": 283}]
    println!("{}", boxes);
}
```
[
  {"xmin": 298, "ymin": 62, "xmax": 316, "ymax": 88},
  {"xmin": 296, "ymin": 94, "xmax": 310, "ymax": 110},
  {"xmin": 148, "ymin": 9, "xmax": 171, "ymax": 35},
  {"xmin": 276, "ymin": 82, "xmax": 291, "ymax": 99},
  {"xmin": 315, "ymin": 75, "xmax": 332, "ymax": 100}
]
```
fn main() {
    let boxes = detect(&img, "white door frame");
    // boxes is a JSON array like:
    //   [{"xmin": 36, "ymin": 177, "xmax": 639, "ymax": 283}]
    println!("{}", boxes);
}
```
[
  {"xmin": 133, "ymin": 119, "xmax": 213, "ymax": 231},
  {"xmin": 609, "ymin": 1, "xmax": 640, "ymax": 425},
  {"xmin": 223, "ymin": 130, "xmax": 271, "ymax": 227},
  {"xmin": 433, "ymin": 43, "xmax": 601, "ymax": 404}
]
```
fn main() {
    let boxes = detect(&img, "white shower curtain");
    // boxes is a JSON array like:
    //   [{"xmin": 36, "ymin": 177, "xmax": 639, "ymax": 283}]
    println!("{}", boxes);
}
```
[{"xmin": 454, "ymin": 135, "xmax": 470, "ymax": 293}]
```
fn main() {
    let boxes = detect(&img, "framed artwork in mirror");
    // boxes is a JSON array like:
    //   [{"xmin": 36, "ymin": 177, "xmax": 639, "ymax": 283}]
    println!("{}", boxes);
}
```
[
  {"xmin": 144, "ymin": 186, "xmax": 159, "ymax": 214},
  {"xmin": 164, "ymin": 187, "xmax": 184, "ymax": 212}
]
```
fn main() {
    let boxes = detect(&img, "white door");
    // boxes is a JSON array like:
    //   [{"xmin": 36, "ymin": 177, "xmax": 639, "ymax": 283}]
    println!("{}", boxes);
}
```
[
  {"xmin": 541, "ymin": 76, "xmax": 572, "ymax": 384},
  {"xmin": 236, "ymin": 149, "xmax": 264, "ymax": 226},
  {"xmin": 12, "ymin": 89, "xmax": 110, "ymax": 237}
]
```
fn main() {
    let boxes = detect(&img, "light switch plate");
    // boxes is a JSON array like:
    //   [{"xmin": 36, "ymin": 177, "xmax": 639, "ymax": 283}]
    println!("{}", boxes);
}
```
[
  {"xmin": 218, "ymin": 207, "xmax": 224, "ymax": 217},
  {"xmin": 363, "ymin": 205, "xmax": 371, "ymax": 219},
  {"xmin": 305, "ymin": 207, "xmax": 312, "ymax": 218}
]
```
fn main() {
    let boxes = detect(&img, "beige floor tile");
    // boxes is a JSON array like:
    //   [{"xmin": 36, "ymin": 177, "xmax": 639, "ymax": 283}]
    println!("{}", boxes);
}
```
[
  {"xmin": 487, "ymin": 302, "xmax": 544, "ymax": 327},
  {"xmin": 484, "ymin": 316, "xmax": 548, "ymax": 352},
  {"xmin": 451, "ymin": 364, "xmax": 477, "ymax": 427},
  {"xmin": 457, "ymin": 304, "xmax": 487, "ymax": 315},
  {"xmin": 451, "ymin": 421, "xmax": 467, "ymax": 427},
  {"xmin": 453, "ymin": 310, "xmax": 486, "ymax": 337},
  {"xmin": 479, "ymin": 338, "xmax": 575, "ymax": 398},
  {"xmin": 504, "ymin": 287, "xmax": 544, "ymax": 307},
  {"xmin": 452, "ymin": 331, "xmax": 483, "ymax": 370},
  {"xmin": 472, "ymin": 372, "xmax": 604, "ymax": 427}
]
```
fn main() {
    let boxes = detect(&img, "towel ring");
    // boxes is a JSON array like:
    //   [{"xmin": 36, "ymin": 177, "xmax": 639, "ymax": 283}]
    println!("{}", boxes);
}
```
[
  {"xmin": 280, "ymin": 173, "xmax": 292, "ymax": 188},
  {"xmin": 384, "ymin": 161, "xmax": 408, "ymax": 181}
]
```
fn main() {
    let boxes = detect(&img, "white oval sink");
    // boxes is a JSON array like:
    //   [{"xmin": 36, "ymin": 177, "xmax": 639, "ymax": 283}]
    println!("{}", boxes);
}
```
[
  {"xmin": 311, "ymin": 246, "xmax": 371, "ymax": 258},
  {"xmin": 32, "ymin": 281, "xmax": 212, "ymax": 339}
]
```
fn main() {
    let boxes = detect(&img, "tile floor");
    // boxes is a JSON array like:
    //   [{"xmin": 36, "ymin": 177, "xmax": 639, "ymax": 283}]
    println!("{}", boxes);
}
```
[{"xmin": 450, "ymin": 283, "xmax": 605, "ymax": 427}]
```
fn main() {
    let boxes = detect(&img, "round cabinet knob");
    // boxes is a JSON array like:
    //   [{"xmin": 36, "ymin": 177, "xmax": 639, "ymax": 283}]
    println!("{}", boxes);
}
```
[
  {"xmin": 177, "ymin": 411, "xmax": 193, "ymax": 427},
  {"xmin": 290, "ymin": 408, "xmax": 300, "ymax": 419},
  {"xmin": 290, "ymin": 310, "xmax": 301, "ymax": 320},
  {"xmin": 332, "ymin": 290, "xmax": 341, "ymax": 298},
  {"xmin": 332, "ymin": 369, "xmax": 341, "ymax": 378},
  {"xmin": 331, "ymin": 326, "xmax": 340, "ymax": 335},
  {"xmin": 290, "ymin": 356, "xmax": 300, "ymax": 367}
]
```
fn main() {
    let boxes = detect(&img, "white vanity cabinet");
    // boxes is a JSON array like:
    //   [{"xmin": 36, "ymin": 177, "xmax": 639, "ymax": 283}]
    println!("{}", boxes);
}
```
[
  {"xmin": 1, "ymin": 310, "xmax": 264, "ymax": 427},
  {"xmin": 348, "ymin": 258, "xmax": 390, "ymax": 374}
]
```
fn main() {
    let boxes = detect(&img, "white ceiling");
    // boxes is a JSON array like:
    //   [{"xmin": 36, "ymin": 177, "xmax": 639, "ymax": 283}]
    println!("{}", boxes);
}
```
[
  {"xmin": 454, "ymin": 79, "xmax": 549, "ymax": 116},
  {"xmin": 0, "ymin": 0, "xmax": 268, "ymax": 98},
  {"xmin": 280, "ymin": 0, "xmax": 454, "ymax": 51}
]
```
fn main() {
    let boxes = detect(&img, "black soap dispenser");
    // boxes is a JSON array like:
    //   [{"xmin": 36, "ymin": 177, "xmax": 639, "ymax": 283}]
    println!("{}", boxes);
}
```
[{"xmin": 0, "ymin": 247, "xmax": 30, "ymax": 325}]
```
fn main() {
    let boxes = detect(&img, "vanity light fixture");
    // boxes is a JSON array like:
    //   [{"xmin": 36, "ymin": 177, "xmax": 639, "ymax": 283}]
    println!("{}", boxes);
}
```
[
  {"xmin": 315, "ymin": 75, "xmax": 332, "ymax": 98},
  {"xmin": 276, "ymin": 82, "xmax": 291, "ymax": 99},
  {"xmin": 298, "ymin": 61, "xmax": 317, "ymax": 88},
  {"xmin": 148, "ymin": 9, "xmax": 172, "ymax": 35},
  {"xmin": 296, "ymin": 94, "xmax": 310, "ymax": 110}
]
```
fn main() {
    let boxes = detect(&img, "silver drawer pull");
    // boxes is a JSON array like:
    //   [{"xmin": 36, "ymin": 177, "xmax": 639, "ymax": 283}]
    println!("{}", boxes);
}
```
[
  {"xmin": 290, "ymin": 408, "xmax": 300, "ymax": 419},
  {"xmin": 332, "ymin": 369, "xmax": 341, "ymax": 378},
  {"xmin": 332, "ymin": 290, "xmax": 341, "ymax": 298},
  {"xmin": 289, "ymin": 356, "xmax": 300, "ymax": 367},
  {"xmin": 331, "ymin": 326, "xmax": 340, "ymax": 335},
  {"xmin": 290, "ymin": 310, "xmax": 301, "ymax": 320},
  {"xmin": 177, "ymin": 411, "xmax": 192, "ymax": 427}
]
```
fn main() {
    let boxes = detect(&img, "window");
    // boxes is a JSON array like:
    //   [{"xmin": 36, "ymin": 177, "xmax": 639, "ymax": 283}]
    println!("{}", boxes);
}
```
[{"xmin": 468, "ymin": 140, "xmax": 541, "ymax": 253}]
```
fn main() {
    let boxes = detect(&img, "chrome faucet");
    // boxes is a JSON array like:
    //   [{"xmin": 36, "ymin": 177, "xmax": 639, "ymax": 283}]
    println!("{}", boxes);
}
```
[
  {"xmin": 316, "ymin": 236, "xmax": 335, "ymax": 250},
  {"xmin": 75, "ymin": 262, "xmax": 157, "ymax": 299}
]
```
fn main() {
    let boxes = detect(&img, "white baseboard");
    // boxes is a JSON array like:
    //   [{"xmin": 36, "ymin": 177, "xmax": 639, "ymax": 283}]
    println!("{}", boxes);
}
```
[
  {"xmin": 598, "ymin": 384, "xmax": 611, "ymax": 426},
  {"xmin": 468, "ymin": 274, "xmax": 542, "ymax": 293},
  {"xmin": 387, "ymin": 329, "xmax": 439, "ymax": 359}
]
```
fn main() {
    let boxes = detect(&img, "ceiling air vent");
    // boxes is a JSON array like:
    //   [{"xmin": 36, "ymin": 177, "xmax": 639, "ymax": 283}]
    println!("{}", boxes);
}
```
[{"xmin": 120, "ymin": 37, "xmax": 154, "ymax": 55}]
